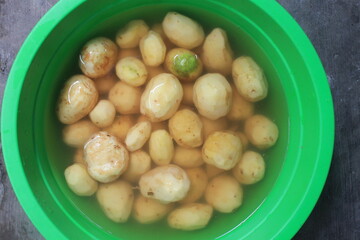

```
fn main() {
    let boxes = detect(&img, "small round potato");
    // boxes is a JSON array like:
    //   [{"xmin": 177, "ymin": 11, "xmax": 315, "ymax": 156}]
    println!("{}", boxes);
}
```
[
  {"xmin": 232, "ymin": 56, "xmax": 268, "ymax": 102},
  {"xmin": 202, "ymin": 131, "xmax": 242, "ymax": 170},
  {"xmin": 115, "ymin": 57, "xmax": 148, "ymax": 87},
  {"xmin": 103, "ymin": 115, "xmax": 135, "ymax": 142},
  {"xmin": 232, "ymin": 151, "xmax": 265, "ymax": 185},
  {"xmin": 200, "ymin": 116, "xmax": 228, "ymax": 139},
  {"xmin": 205, "ymin": 164, "xmax": 225, "ymax": 179},
  {"xmin": 140, "ymin": 30, "xmax": 166, "ymax": 67},
  {"xmin": 89, "ymin": 100, "xmax": 116, "ymax": 128},
  {"xmin": 182, "ymin": 83, "xmax": 194, "ymax": 106},
  {"xmin": 193, "ymin": 73, "xmax": 232, "ymax": 120},
  {"xmin": 94, "ymin": 72, "xmax": 118, "ymax": 95},
  {"xmin": 167, "ymin": 203, "xmax": 213, "ymax": 231},
  {"xmin": 244, "ymin": 115, "xmax": 279, "ymax": 149},
  {"xmin": 118, "ymin": 47, "xmax": 141, "ymax": 60},
  {"xmin": 149, "ymin": 130, "xmax": 174, "ymax": 166},
  {"xmin": 133, "ymin": 194, "xmax": 174, "ymax": 224},
  {"xmin": 202, "ymin": 28, "xmax": 233, "ymax": 76},
  {"xmin": 79, "ymin": 37, "xmax": 118, "ymax": 78},
  {"xmin": 235, "ymin": 131, "xmax": 249, "ymax": 151},
  {"xmin": 116, "ymin": 20, "xmax": 149, "ymax": 48},
  {"xmin": 122, "ymin": 150, "xmax": 151, "ymax": 183},
  {"xmin": 96, "ymin": 180, "xmax": 134, "ymax": 223},
  {"xmin": 165, "ymin": 48, "xmax": 202, "ymax": 82},
  {"xmin": 227, "ymin": 85, "xmax": 254, "ymax": 121},
  {"xmin": 205, "ymin": 174, "xmax": 243, "ymax": 213},
  {"xmin": 173, "ymin": 146, "xmax": 204, "ymax": 168},
  {"xmin": 84, "ymin": 132, "xmax": 129, "ymax": 183},
  {"xmin": 63, "ymin": 120, "xmax": 99, "ymax": 147},
  {"xmin": 180, "ymin": 168, "xmax": 208, "ymax": 204},
  {"xmin": 65, "ymin": 163, "xmax": 98, "ymax": 196},
  {"xmin": 139, "ymin": 164, "xmax": 190, "ymax": 203},
  {"xmin": 109, "ymin": 81, "xmax": 142, "ymax": 114},
  {"xmin": 140, "ymin": 73, "xmax": 183, "ymax": 122},
  {"xmin": 162, "ymin": 12, "xmax": 204, "ymax": 49},
  {"xmin": 57, "ymin": 75, "xmax": 98, "ymax": 124},
  {"xmin": 169, "ymin": 109, "xmax": 203, "ymax": 148},
  {"xmin": 125, "ymin": 121, "xmax": 152, "ymax": 151}
]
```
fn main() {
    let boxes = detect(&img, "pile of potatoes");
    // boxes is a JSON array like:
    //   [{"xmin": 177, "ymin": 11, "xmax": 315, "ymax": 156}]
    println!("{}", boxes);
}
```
[{"xmin": 59, "ymin": 12, "xmax": 279, "ymax": 231}]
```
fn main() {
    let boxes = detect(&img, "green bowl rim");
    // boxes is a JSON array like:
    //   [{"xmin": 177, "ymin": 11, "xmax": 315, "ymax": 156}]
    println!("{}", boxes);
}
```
[{"xmin": 1, "ymin": 0, "xmax": 334, "ymax": 239}]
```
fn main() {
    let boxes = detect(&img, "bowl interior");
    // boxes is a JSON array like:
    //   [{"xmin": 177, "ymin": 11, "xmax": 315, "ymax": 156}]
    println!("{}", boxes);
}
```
[{"xmin": 17, "ymin": 0, "xmax": 292, "ymax": 239}]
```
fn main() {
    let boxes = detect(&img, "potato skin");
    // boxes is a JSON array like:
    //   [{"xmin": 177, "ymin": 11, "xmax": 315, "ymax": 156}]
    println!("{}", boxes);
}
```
[
  {"xmin": 89, "ymin": 100, "xmax": 116, "ymax": 128},
  {"xmin": 167, "ymin": 203, "xmax": 213, "ymax": 230},
  {"xmin": 202, "ymin": 131, "xmax": 242, "ymax": 170},
  {"xmin": 57, "ymin": 75, "xmax": 98, "ymax": 124},
  {"xmin": 132, "ymin": 194, "xmax": 174, "ymax": 224},
  {"xmin": 173, "ymin": 146, "xmax": 204, "ymax": 168},
  {"xmin": 94, "ymin": 72, "xmax": 118, "ymax": 95},
  {"xmin": 244, "ymin": 115, "xmax": 279, "ymax": 149},
  {"xmin": 227, "ymin": 85, "xmax": 254, "ymax": 121},
  {"xmin": 63, "ymin": 120, "xmax": 99, "ymax": 147},
  {"xmin": 232, "ymin": 151, "xmax": 265, "ymax": 184},
  {"xmin": 162, "ymin": 12, "xmax": 204, "ymax": 49},
  {"xmin": 180, "ymin": 168, "xmax": 208, "ymax": 204},
  {"xmin": 96, "ymin": 180, "xmax": 134, "ymax": 222},
  {"xmin": 169, "ymin": 109, "xmax": 203, "ymax": 148},
  {"xmin": 140, "ymin": 30, "xmax": 167, "ymax": 67},
  {"xmin": 193, "ymin": 73, "xmax": 232, "ymax": 120},
  {"xmin": 109, "ymin": 81, "xmax": 142, "ymax": 114},
  {"xmin": 84, "ymin": 132, "xmax": 129, "ymax": 183},
  {"xmin": 103, "ymin": 115, "xmax": 135, "ymax": 142},
  {"xmin": 140, "ymin": 73, "xmax": 183, "ymax": 122},
  {"xmin": 115, "ymin": 57, "xmax": 148, "ymax": 87},
  {"xmin": 64, "ymin": 163, "xmax": 98, "ymax": 196},
  {"xmin": 232, "ymin": 56, "xmax": 268, "ymax": 102},
  {"xmin": 116, "ymin": 20, "xmax": 149, "ymax": 48},
  {"xmin": 139, "ymin": 164, "xmax": 190, "ymax": 203},
  {"xmin": 149, "ymin": 130, "xmax": 174, "ymax": 165},
  {"xmin": 205, "ymin": 174, "xmax": 243, "ymax": 213},
  {"xmin": 200, "ymin": 116, "xmax": 228, "ymax": 139},
  {"xmin": 122, "ymin": 150, "xmax": 152, "ymax": 183},
  {"xmin": 79, "ymin": 37, "xmax": 118, "ymax": 78}
]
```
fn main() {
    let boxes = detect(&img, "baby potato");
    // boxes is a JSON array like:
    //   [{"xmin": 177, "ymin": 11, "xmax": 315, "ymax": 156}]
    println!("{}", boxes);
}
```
[
  {"xmin": 227, "ymin": 85, "xmax": 254, "ymax": 121},
  {"xmin": 84, "ymin": 132, "xmax": 129, "ymax": 183},
  {"xmin": 73, "ymin": 148, "xmax": 86, "ymax": 165},
  {"xmin": 57, "ymin": 75, "xmax": 98, "ymax": 124},
  {"xmin": 205, "ymin": 174, "xmax": 243, "ymax": 213},
  {"xmin": 232, "ymin": 56, "xmax": 268, "ymax": 102},
  {"xmin": 149, "ymin": 130, "xmax": 174, "ymax": 166},
  {"xmin": 151, "ymin": 23, "xmax": 175, "ymax": 49},
  {"xmin": 235, "ymin": 131, "xmax": 249, "ymax": 151},
  {"xmin": 165, "ymin": 48, "xmax": 202, "ymax": 82},
  {"xmin": 205, "ymin": 164, "xmax": 225, "ymax": 179},
  {"xmin": 64, "ymin": 163, "xmax": 98, "ymax": 196},
  {"xmin": 125, "ymin": 121, "xmax": 152, "ymax": 151},
  {"xmin": 103, "ymin": 115, "xmax": 135, "ymax": 142},
  {"xmin": 122, "ymin": 150, "xmax": 151, "ymax": 183},
  {"xmin": 202, "ymin": 28, "xmax": 233, "ymax": 76},
  {"xmin": 162, "ymin": 12, "xmax": 204, "ymax": 49},
  {"xmin": 118, "ymin": 47, "xmax": 141, "ymax": 60},
  {"xmin": 232, "ymin": 151, "xmax": 265, "ymax": 185},
  {"xmin": 63, "ymin": 120, "xmax": 99, "ymax": 148},
  {"xmin": 116, "ymin": 20, "xmax": 149, "ymax": 48},
  {"xmin": 89, "ymin": 100, "xmax": 116, "ymax": 128},
  {"xmin": 200, "ymin": 116, "xmax": 228, "ymax": 139},
  {"xmin": 139, "ymin": 164, "xmax": 190, "ymax": 203},
  {"xmin": 173, "ymin": 146, "xmax": 204, "ymax": 168},
  {"xmin": 133, "ymin": 194, "xmax": 174, "ymax": 224},
  {"xmin": 109, "ymin": 81, "xmax": 142, "ymax": 114},
  {"xmin": 167, "ymin": 203, "xmax": 213, "ymax": 231},
  {"xmin": 244, "ymin": 115, "xmax": 279, "ymax": 149},
  {"xmin": 79, "ymin": 37, "xmax": 118, "ymax": 78},
  {"xmin": 193, "ymin": 73, "xmax": 232, "ymax": 120},
  {"xmin": 169, "ymin": 109, "xmax": 203, "ymax": 148},
  {"xmin": 140, "ymin": 30, "xmax": 166, "ymax": 67},
  {"xmin": 97, "ymin": 180, "xmax": 134, "ymax": 223},
  {"xmin": 94, "ymin": 72, "xmax": 118, "ymax": 95},
  {"xmin": 180, "ymin": 168, "xmax": 208, "ymax": 204},
  {"xmin": 182, "ymin": 83, "xmax": 194, "ymax": 106},
  {"xmin": 140, "ymin": 73, "xmax": 183, "ymax": 122},
  {"xmin": 115, "ymin": 57, "xmax": 148, "ymax": 87},
  {"xmin": 202, "ymin": 131, "xmax": 242, "ymax": 170}
]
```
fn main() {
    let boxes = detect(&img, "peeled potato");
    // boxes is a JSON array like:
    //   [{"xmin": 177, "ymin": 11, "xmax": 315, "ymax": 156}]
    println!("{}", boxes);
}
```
[
  {"xmin": 103, "ymin": 115, "xmax": 135, "ymax": 142},
  {"xmin": 140, "ymin": 30, "xmax": 167, "ymax": 67},
  {"xmin": 173, "ymin": 146, "xmax": 204, "ymax": 168},
  {"xmin": 84, "ymin": 132, "xmax": 129, "ymax": 183},
  {"xmin": 116, "ymin": 20, "xmax": 149, "ymax": 48},
  {"xmin": 232, "ymin": 151, "xmax": 265, "ymax": 184},
  {"xmin": 180, "ymin": 168, "xmax": 208, "ymax": 204},
  {"xmin": 109, "ymin": 81, "xmax": 142, "ymax": 114},
  {"xmin": 57, "ymin": 75, "xmax": 98, "ymax": 124},
  {"xmin": 244, "ymin": 115, "xmax": 279, "ymax": 149},
  {"xmin": 168, "ymin": 203, "xmax": 213, "ymax": 231},
  {"xmin": 97, "ymin": 180, "xmax": 134, "ymax": 222},
  {"xmin": 151, "ymin": 23, "xmax": 174, "ymax": 49},
  {"xmin": 122, "ymin": 150, "xmax": 151, "ymax": 183},
  {"xmin": 125, "ymin": 121, "xmax": 152, "ymax": 152},
  {"xmin": 64, "ymin": 163, "xmax": 98, "ymax": 196},
  {"xmin": 234, "ymin": 131, "xmax": 249, "ymax": 151},
  {"xmin": 94, "ymin": 72, "xmax": 118, "ymax": 95},
  {"xmin": 115, "ymin": 57, "xmax": 148, "ymax": 87},
  {"xmin": 149, "ymin": 130, "xmax": 174, "ymax": 165},
  {"xmin": 205, "ymin": 164, "xmax": 225, "ymax": 179},
  {"xmin": 133, "ymin": 194, "xmax": 174, "ymax": 224},
  {"xmin": 89, "ymin": 100, "xmax": 116, "ymax": 128},
  {"xmin": 227, "ymin": 85, "xmax": 254, "ymax": 121},
  {"xmin": 63, "ymin": 120, "xmax": 99, "ymax": 147},
  {"xmin": 137, "ymin": 114, "xmax": 168, "ymax": 131},
  {"xmin": 200, "ymin": 116, "xmax": 228, "ymax": 139},
  {"xmin": 205, "ymin": 174, "xmax": 243, "ymax": 213}
]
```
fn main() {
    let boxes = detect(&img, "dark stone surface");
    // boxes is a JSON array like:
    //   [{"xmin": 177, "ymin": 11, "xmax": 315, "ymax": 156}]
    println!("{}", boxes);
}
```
[{"xmin": 0, "ymin": 0, "xmax": 359, "ymax": 239}]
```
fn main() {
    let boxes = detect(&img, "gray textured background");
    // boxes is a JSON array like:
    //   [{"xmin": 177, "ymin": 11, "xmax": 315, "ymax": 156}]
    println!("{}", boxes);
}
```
[{"xmin": 0, "ymin": 0, "xmax": 359, "ymax": 239}]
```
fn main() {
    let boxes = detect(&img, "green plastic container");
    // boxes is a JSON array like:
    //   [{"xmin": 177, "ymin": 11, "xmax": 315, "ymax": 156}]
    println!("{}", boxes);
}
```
[{"xmin": 1, "ymin": 0, "xmax": 334, "ymax": 239}]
